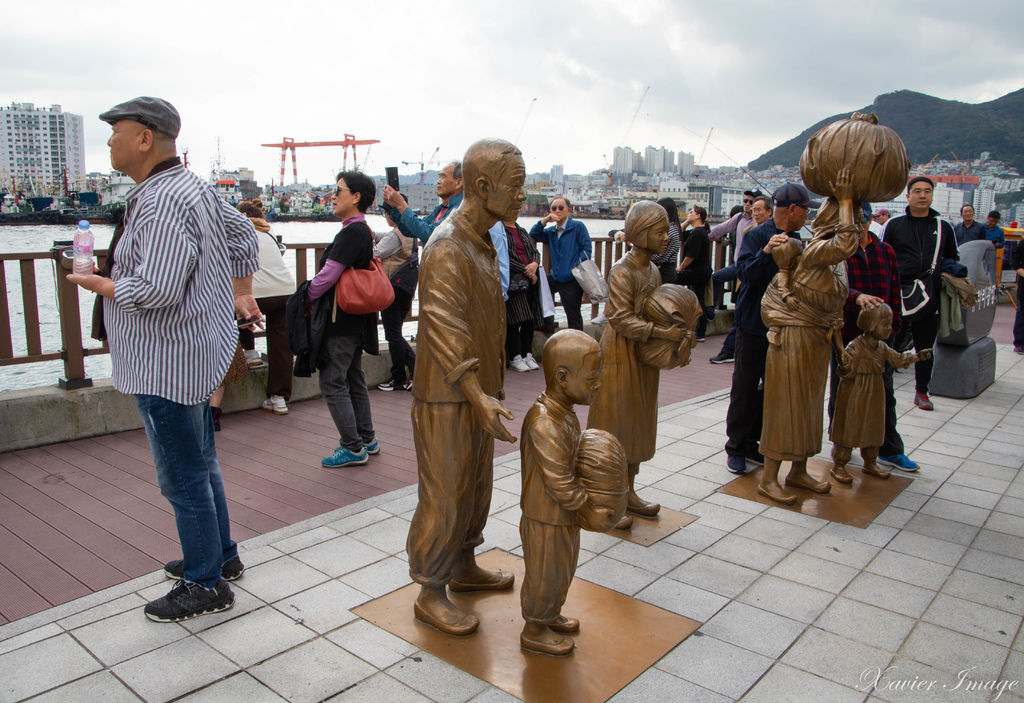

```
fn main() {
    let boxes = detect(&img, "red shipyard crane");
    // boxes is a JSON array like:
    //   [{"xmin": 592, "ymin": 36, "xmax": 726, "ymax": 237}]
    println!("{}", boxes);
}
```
[{"xmin": 261, "ymin": 135, "xmax": 381, "ymax": 186}]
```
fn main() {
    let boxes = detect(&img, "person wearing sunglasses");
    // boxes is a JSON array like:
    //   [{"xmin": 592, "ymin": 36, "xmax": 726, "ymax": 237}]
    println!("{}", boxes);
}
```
[
  {"xmin": 529, "ymin": 197, "xmax": 593, "ymax": 330},
  {"xmin": 708, "ymin": 189, "xmax": 761, "ymax": 363}
]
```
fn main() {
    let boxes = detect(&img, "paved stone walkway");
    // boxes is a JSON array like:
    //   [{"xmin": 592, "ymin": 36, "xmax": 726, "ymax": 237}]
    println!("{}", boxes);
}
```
[{"xmin": 1, "ymin": 347, "xmax": 1022, "ymax": 702}]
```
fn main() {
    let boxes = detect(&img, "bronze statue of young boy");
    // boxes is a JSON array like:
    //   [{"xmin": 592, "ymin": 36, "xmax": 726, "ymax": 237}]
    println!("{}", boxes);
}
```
[{"xmin": 520, "ymin": 330, "xmax": 625, "ymax": 656}]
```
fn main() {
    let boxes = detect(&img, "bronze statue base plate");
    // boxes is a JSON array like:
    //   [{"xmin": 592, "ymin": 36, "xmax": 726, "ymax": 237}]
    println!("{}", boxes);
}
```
[
  {"xmin": 353, "ymin": 548, "xmax": 701, "ymax": 703},
  {"xmin": 718, "ymin": 457, "xmax": 911, "ymax": 528},
  {"xmin": 610, "ymin": 507, "xmax": 698, "ymax": 546}
]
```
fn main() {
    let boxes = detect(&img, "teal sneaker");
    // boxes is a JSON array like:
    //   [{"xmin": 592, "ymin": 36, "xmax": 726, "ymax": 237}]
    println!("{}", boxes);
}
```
[
  {"xmin": 363, "ymin": 438, "xmax": 380, "ymax": 455},
  {"xmin": 878, "ymin": 454, "xmax": 919, "ymax": 472},
  {"xmin": 322, "ymin": 446, "xmax": 368, "ymax": 468}
]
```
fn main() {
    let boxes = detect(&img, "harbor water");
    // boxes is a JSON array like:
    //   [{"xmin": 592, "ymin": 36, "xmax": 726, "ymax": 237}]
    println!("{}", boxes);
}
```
[{"xmin": 1, "ymin": 216, "xmax": 625, "ymax": 392}]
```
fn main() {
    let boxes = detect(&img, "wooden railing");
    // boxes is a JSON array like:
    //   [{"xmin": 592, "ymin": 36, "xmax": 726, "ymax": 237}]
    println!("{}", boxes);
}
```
[{"xmin": 0, "ymin": 235, "xmax": 736, "ymax": 388}]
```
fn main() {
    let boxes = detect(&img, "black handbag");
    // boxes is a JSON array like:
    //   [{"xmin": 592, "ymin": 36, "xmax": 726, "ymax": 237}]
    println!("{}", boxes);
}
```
[
  {"xmin": 507, "ymin": 272, "xmax": 530, "ymax": 294},
  {"xmin": 389, "ymin": 239, "xmax": 419, "ymax": 296}
]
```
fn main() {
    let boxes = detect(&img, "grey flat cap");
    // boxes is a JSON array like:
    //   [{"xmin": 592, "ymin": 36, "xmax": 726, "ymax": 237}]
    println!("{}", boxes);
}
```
[{"xmin": 99, "ymin": 96, "xmax": 180, "ymax": 138}]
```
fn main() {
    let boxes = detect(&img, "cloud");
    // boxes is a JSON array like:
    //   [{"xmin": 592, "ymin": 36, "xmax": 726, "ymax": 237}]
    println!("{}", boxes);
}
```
[{"xmin": 2, "ymin": 0, "xmax": 1021, "ymax": 186}]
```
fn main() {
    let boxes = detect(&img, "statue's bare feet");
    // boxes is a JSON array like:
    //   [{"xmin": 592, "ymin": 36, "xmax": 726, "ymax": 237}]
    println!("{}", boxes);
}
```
[
  {"xmin": 521, "ymin": 623, "xmax": 575, "ymax": 656},
  {"xmin": 626, "ymin": 491, "xmax": 660, "ymax": 517},
  {"xmin": 830, "ymin": 465, "xmax": 853, "ymax": 485},
  {"xmin": 862, "ymin": 462, "xmax": 891, "ymax": 479},
  {"xmin": 549, "ymin": 614, "xmax": 580, "ymax": 633},
  {"xmin": 614, "ymin": 513, "xmax": 634, "ymax": 530},
  {"xmin": 449, "ymin": 562, "xmax": 514, "ymax": 592},
  {"xmin": 758, "ymin": 481, "xmax": 797, "ymax": 506},
  {"xmin": 414, "ymin": 587, "xmax": 478, "ymax": 636},
  {"xmin": 785, "ymin": 470, "xmax": 832, "ymax": 494}
]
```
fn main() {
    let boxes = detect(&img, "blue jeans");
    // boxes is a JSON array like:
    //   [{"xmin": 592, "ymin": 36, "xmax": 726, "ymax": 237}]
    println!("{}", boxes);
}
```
[{"xmin": 136, "ymin": 394, "xmax": 237, "ymax": 588}]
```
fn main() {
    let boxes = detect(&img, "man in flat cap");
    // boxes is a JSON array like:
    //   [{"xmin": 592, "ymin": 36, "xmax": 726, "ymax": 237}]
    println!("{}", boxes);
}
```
[{"xmin": 68, "ymin": 96, "xmax": 261, "ymax": 622}]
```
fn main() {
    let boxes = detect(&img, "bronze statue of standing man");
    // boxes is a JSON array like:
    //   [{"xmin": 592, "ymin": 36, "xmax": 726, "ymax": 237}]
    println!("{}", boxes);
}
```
[{"xmin": 406, "ymin": 139, "xmax": 525, "ymax": 635}]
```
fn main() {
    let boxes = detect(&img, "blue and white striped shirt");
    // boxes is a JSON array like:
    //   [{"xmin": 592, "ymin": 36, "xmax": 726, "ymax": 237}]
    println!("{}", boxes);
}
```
[{"xmin": 105, "ymin": 165, "xmax": 259, "ymax": 405}]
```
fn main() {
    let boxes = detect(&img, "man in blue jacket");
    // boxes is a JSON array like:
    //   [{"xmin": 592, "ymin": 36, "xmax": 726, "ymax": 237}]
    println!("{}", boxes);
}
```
[
  {"xmin": 381, "ymin": 161, "xmax": 463, "ymax": 243},
  {"xmin": 529, "ymin": 197, "xmax": 592, "ymax": 330}
]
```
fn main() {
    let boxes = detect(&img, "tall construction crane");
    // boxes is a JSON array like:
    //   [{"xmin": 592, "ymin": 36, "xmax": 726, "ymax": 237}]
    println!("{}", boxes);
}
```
[
  {"xmin": 402, "ymin": 147, "xmax": 441, "ymax": 184},
  {"xmin": 261, "ymin": 134, "xmax": 381, "ymax": 186},
  {"xmin": 697, "ymin": 128, "xmax": 714, "ymax": 165}
]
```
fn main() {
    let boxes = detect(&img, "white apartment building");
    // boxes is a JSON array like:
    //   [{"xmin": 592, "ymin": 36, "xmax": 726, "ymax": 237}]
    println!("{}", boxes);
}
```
[
  {"xmin": 678, "ymin": 151, "xmax": 695, "ymax": 177},
  {"xmin": 0, "ymin": 103, "xmax": 85, "ymax": 192}
]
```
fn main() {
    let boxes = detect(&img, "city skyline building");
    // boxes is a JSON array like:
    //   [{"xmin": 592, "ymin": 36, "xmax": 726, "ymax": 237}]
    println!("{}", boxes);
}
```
[{"xmin": 0, "ymin": 103, "xmax": 85, "ymax": 193}]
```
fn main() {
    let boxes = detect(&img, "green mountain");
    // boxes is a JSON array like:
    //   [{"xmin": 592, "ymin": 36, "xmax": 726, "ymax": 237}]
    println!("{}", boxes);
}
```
[{"xmin": 748, "ymin": 88, "xmax": 1024, "ymax": 172}]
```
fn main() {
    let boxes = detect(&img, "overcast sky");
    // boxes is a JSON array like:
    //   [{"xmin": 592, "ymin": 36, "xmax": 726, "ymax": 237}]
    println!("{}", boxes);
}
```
[{"xmin": 3, "ymin": 0, "xmax": 1022, "ymax": 187}]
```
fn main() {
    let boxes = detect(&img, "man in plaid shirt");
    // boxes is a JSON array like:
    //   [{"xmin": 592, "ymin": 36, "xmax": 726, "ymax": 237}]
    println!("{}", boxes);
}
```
[{"xmin": 828, "ymin": 203, "xmax": 920, "ymax": 472}]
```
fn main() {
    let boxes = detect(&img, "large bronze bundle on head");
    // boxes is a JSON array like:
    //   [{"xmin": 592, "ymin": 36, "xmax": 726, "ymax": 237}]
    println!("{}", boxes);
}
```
[
  {"xmin": 799, "ymin": 112, "xmax": 910, "ymax": 202},
  {"xmin": 639, "ymin": 284, "xmax": 700, "ymax": 369},
  {"xmin": 575, "ymin": 429, "xmax": 627, "ymax": 532}
]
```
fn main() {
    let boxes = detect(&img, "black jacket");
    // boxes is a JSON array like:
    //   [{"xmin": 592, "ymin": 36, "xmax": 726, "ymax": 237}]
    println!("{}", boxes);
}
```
[
  {"xmin": 883, "ymin": 207, "xmax": 959, "ymax": 286},
  {"xmin": 286, "ymin": 280, "xmax": 331, "ymax": 377}
]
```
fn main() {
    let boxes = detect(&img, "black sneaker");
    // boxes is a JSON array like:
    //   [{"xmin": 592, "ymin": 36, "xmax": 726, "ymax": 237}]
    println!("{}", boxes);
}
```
[
  {"xmin": 164, "ymin": 555, "xmax": 245, "ymax": 581},
  {"xmin": 144, "ymin": 579, "xmax": 234, "ymax": 622},
  {"xmin": 377, "ymin": 379, "xmax": 399, "ymax": 391},
  {"xmin": 709, "ymin": 351, "xmax": 734, "ymax": 364}
]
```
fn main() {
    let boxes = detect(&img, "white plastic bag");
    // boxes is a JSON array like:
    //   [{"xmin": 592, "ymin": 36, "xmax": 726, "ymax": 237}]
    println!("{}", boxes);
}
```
[
  {"xmin": 572, "ymin": 258, "xmax": 609, "ymax": 303},
  {"xmin": 538, "ymin": 265, "xmax": 556, "ymax": 317}
]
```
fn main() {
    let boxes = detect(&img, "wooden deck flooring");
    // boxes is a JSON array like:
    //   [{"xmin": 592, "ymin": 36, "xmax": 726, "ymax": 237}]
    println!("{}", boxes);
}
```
[{"xmin": 2, "ymin": 305, "xmax": 1015, "ymax": 625}]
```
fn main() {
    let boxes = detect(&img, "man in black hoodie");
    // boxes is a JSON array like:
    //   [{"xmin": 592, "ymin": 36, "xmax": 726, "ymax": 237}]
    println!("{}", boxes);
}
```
[{"xmin": 881, "ymin": 176, "xmax": 959, "ymax": 411}]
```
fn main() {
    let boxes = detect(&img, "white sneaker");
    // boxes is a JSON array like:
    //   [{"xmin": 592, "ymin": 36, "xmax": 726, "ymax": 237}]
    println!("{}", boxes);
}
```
[
  {"xmin": 244, "ymin": 349, "xmax": 263, "ymax": 367},
  {"xmin": 510, "ymin": 355, "xmax": 530, "ymax": 372},
  {"xmin": 591, "ymin": 313, "xmax": 608, "ymax": 325},
  {"xmin": 262, "ymin": 395, "xmax": 288, "ymax": 414},
  {"xmin": 524, "ymin": 353, "xmax": 539, "ymax": 370}
]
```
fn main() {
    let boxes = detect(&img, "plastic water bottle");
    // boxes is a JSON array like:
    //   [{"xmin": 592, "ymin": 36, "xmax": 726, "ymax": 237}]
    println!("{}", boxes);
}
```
[{"xmin": 73, "ymin": 220, "xmax": 94, "ymax": 275}]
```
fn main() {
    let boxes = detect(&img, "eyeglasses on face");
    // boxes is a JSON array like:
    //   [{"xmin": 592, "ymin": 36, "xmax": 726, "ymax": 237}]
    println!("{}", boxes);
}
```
[
  {"xmin": 743, "ymin": 199, "xmax": 754, "ymax": 204},
  {"xmin": 550, "ymin": 205, "xmax": 565, "ymax": 211}
]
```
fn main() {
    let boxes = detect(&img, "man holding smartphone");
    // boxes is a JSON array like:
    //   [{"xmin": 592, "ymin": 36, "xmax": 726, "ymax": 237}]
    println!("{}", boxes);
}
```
[{"xmin": 381, "ymin": 161, "xmax": 463, "ymax": 243}]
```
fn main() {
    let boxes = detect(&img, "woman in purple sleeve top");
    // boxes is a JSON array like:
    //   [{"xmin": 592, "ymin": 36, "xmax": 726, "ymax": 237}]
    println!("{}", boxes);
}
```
[{"xmin": 306, "ymin": 171, "xmax": 380, "ymax": 468}]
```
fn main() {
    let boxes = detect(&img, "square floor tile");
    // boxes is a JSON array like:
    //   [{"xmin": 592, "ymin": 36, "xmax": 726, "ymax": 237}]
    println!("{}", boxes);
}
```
[
  {"xmin": 196, "ymin": 605, "xmax": 316, "ymax": 667},
  {"xmin": 922, "ymin": 593, "xmax": 1022, "ymax": 646},
  {"xmin": 842, "ymin": 571, "xmax": 937, "ymax": 619},
  {"xmin": 657, "ymin": 634, "xmax": 773, "ymax": 699},
  {"xmin": 72, "ymin": 608, "xmax": 189, "ymax": 665},
  {"xmin": 782, "ymin": 626, "xmax": 895, "ymax": 689},
  {"xmin": 292, "ymin": 536, "xmax": 389, "ymax": 578},
  {"xmin": 22, "ymin": 671, "xmax": 142, "ymax": 703},
  {"xmin": 900, "ymin": 622, "xmax": 1009, "ymax": 680},
  {"xmin": 738, "ymin": 575, "xmax": 835, "ymax": 624},
  {"xmin": 769, "ymin": 552, "xmax": 859, "ymax": 594},
  {"xmin": 699, "ymin": 601, "xmax": 805, "ymax": 657},
  {"xmin": 236, "ymin": 555, "xmax": 333, "ymax": 602},
  {"xmin": 272, "ymin": 579, "xmax": 367, "ymax": 633},
  {"xmin": 326, "ymin": 619, "xmax": 417, "ymax": 669},
  {"xmin": 248, "ymin": 638, "xmax": 376, "ymax": 703},
  {"xmin": 743, "ymin": 663, "xmax": 866, "ymax": 703},
  {"xmin": 324, "ymin": 672, "xmax": 430, "ymax": 702},
  {"xmin": 667, "ymin": 554, "xmax": 760, "ymax": 598},
  {"xmin": 111, "ymin": 637, "xmax": 239, "ymax": 703},
  {"xmin": 608, "ymin": 667, "xmax": 730, "ymax": 703},
  {"xmin": 0, "ymin": 634, "xmax": 102, "ymax": 702},
  {"xmin": 815, "ymin": 597, "xmax": 915, "ymax": 651},
  {"xmin": 177, "ymin": 672, "xmax": 285, "ymax": 702}
]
